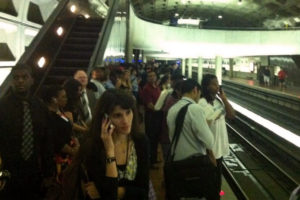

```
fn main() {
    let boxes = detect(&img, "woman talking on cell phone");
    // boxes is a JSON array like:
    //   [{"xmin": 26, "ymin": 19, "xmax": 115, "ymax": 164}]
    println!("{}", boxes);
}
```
[
  {"xmin": 75, "ymin": 89, "xmax": 150, "ymax": 200},
  {"xmin": 198, "ymin": 74, "xmax": 235, "ymax": 195}
]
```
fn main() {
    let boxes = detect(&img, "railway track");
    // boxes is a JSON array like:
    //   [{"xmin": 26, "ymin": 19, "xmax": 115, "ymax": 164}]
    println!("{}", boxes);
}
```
[{"xmin": 223, "ymin": 114, "xmax": 299, "ymax": 200}]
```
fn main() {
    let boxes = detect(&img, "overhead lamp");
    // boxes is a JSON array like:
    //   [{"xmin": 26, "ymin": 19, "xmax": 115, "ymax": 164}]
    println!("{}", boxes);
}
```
[
  {"xmin": 294, "ymin": 17, "xmax": 300, "ymax": 22},
  {"xmin": 84, "ymin": 14, "xmax": 90, "ymax": 19},
  {"xmin": 70, "ymin": 5, "xmax": 77, "ymax": 13},
  {"xmin": 37, "ymin": 57, "xmax": 46, "ymax": 68},
  {"xmin": 175, "ymin": 13, "xmax": 179, "ymax": 17},
  {"xmin": 25, "ymin": 29, "xmax": 38, "ymax": 37},
  {"xmin": 218, "ymin": 15, "xmax": 223, "ymax": 19},
  {"xmin": 178, "ymin": 18, "xmax": 200, "ymax": 25},
  {"xmin": 238, "ymin": 0, "xmax": 242, "ymax": 5},
  {"xmin": 56, "ymin": 26, "xmax": 64, "ymax": 36}
]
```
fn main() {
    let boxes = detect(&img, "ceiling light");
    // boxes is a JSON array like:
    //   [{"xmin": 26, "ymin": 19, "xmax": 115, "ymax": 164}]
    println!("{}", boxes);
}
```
[
  {"xmin": 25, "ymin": 29, "xmax": 38, "ymax": 37},
  {"xmin": 37, "ymin": 57, "xmax": 46, "ymax": 68},
  {"xmin": 70, "ymin": 5, "xmax": 77, "ymax": 13},
  {"xmin": 178, "ymin": 18, "xmax": 200, "ymax": 25},
  {"xmin": 56, "ymin": 26, "xmax": 64, "ymax": 36},
  {"xmin": 238, "ymin": 0, "xmax": 242, "ymax": 5},
  {"xmin": 294, "ymin": 17, "xmax": 300, "ymax": 22},
  {"xmin": 84, "ymin": 14, "xmax": 90, "ymax": 19},
  {"xmin": 175, "ymin": 13, "xmax": 179, "ymax": 17},
  {"xmin": 218, "ymin": 15, "xmax": 223, "ymax": 19}
]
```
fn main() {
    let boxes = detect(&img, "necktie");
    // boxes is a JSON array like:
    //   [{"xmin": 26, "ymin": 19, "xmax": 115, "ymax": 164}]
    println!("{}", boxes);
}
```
[
  {"xmin": 21, "ymin": 101, "xmax": 34, "ymax": 161},
  {"xmin": 81, "ymin": 92, "xmax": 91, "ymax": 122}
]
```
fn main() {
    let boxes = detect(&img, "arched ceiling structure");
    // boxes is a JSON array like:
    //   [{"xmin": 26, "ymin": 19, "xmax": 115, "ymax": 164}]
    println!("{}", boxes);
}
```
[{"xmin": 131, "ymin": 0, "xmax": 300, "ymax": 29}]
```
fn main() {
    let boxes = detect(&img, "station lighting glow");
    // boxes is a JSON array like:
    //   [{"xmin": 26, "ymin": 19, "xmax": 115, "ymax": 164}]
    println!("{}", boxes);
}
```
[
  {"xmin": 218, "ymin": 15, "xmax": 223, "ymax": 19},
  {"xmin": 56, "ymin": 27, "xmax": 64, "ymax": 36},
  {"xmin": 175, "ymin": 13, "xmax": 179, "ymax": 17},
  {"xmin": 70, "ymin": 5, "xmax": 77, "ymax": 13},
  {"xmin": 178, "ymin": 18, "xmax": 200, "ymax": 25},
  {"xmin": 229, "ymin": 100, "xmax": 300, "ymax": 148},
  {"xmin": 37, "ymin": 57, "xmax": 46, "ymax": 68},
  {"xmin": 25, "ymin": 29, "xmax": 38, "ymax": 37},
  {"xmin": 84, "ymin": 14, "xmax": 90, "ymax": 19},
  {"xmin": 0, "ymin": 21, "xmax": 17, "ymax": 32}
]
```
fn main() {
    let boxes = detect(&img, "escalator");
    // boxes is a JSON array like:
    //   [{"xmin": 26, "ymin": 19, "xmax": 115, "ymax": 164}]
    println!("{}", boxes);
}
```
[
  {"xmin": 0, "ymin": 0, "xmax": 121, "ymax": 98},
  {"xmin": 44, "ymin": 16, "xmax": 104, "ymax": 85}
]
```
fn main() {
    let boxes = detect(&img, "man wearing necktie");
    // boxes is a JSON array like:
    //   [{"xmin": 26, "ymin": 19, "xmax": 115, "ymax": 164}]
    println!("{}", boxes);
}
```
[
  {"xmin": 74, "ymin": 70, "xmax": 97, "ymax": 124},
  {"xmin": 0, "ymin": 64, "xmax": 55, "ymax": 199}
]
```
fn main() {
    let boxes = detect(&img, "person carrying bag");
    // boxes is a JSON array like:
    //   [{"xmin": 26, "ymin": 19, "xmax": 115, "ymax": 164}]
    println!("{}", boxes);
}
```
[{"xmin": 164, "ymin": 103, "xmax": 219, "ymax": 200}]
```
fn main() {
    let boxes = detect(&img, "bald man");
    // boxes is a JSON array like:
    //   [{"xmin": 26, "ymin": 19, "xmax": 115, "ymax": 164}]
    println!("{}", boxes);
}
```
[{"xmin": 74, "ymin": 70, "xmax": 97, "ymax": 123}]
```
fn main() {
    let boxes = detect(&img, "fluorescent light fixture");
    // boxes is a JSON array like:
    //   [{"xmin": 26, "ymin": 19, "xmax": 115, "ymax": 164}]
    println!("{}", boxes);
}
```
[
  {"xmin": 56, "ymin": 26, "xmax": 64, "ymax": 36},
  {"xmin": 25, "ymin": 29, "xmax": 38, "ymax": 37},
  {"xmin": 294, "ymin": 17, "xmax": 300, "ymax": 22},
  {"xmin": 218, "ymin": 15, "xmax": 223, "ymax": 19},
  {"xmin": 84, "ymin": 14, "xmax": 90, "ymax": 19},
  {"xmin": 70, "ymin": 5, "xmax": 77, "ymax": 13},
  {"xmin": 178, "ymin": 18, "xmax": 200, "ymax": 25},
  {"xmin": 0, "ymin": 21, "xmax": 17, "ymax": 32},
  {"xmin": 229, "ymin": 100, "xmax": 300, "ymax": 148},
  {"xmin": 37, "ymin": 57, "xmax": 46, "ymax": 68},
  {"xmin": 0, "ymin": 61, "xmax": 16, "ymax": 67},
  {"xmin": 0, "ymin": 68, "xmax": 12, "ymax": 85}
]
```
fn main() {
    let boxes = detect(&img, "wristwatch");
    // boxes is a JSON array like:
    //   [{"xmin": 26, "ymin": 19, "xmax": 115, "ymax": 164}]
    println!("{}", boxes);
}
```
[{"xmin": 106, "ymin": 156, "xmax": 116, "ymax": 163}]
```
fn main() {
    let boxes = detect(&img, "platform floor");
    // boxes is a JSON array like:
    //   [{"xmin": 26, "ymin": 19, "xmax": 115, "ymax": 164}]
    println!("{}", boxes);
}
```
[
  {"xmin": 222, "ymin": 76, "xmax": 300, "ymax": 99},
  {"xmin": 150, "ymin": 146, "xmax": 237, "ymax": 200}
]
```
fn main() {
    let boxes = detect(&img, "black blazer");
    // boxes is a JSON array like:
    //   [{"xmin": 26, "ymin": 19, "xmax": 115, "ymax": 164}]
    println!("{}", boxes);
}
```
[{"xmin": 81, "ymin": 134, "xmax": 150, "ymax": 200}]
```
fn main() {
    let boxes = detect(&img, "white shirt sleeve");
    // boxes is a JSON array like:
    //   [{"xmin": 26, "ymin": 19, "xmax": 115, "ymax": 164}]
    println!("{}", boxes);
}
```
[
  {"xmin": 154, "ymin": 89, "xmax": 172, "ymax": 110},
  {"xmin": 189, "ymin": 105, "xmax": 215, "ymax": 150}
]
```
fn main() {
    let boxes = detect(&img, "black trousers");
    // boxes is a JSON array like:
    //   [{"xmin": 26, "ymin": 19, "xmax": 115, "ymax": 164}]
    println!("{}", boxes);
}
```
[
  {"xmin": 145, "ymin": 110, "xmax": 163, "ymax": 164},
  {"xmin": 216, "ymin": 157, "xmax": 223, "ymax": 193}
]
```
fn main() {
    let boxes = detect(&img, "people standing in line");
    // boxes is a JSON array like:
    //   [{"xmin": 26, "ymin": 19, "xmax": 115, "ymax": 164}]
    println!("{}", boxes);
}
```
[
  {"xmin": 263, "ymin": 66, "xmax": 271, "ymax": 87},
  {"xmin": 40, "ymin": 85, "xmax": 80, "ymax": 181},
  {"xmin": 142, "ymin": 71, "xmax": 161, "ymax": 168},
  {"xmin": 0, "ymin": 64, "xmax": 55, "ymax": 199},
  {"xmin": 160, "ymin": 79, "xmax": 183, "ymax": 160},
  {"xmin": 278, "ymin": 67, "xmax": 288, "ymax": 91},
  {"xmin": 130, "ymin": 67, "xmax": 139, "ymax": 100},
  {"xmin": 154, "ymin": 74, "xmax": 172, "ymax": 111},
  {"xmin": 167, "ymin": 79, "xmax": 217, "ymax": 199},
  {"xmin": 199, "ymin": 74, "xmax": 235, "ymax": 195},
  {"xmin": 74, "ymin": 70, "xmax": 97, "ymax": 124},
  {"xmin": 63, "ymin": 78, "xmax": 89, "ymax": 137},
  {"xmin": 91, "ymin": 68, "xmax": 106, "ymax": 99},
  {"xmin": 72, "ymin": 89, "xmax": 150, "ymax": 200}
]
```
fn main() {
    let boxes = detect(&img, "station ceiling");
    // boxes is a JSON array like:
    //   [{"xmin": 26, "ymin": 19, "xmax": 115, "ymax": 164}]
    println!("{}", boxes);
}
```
[{"xmin": 130, "ymin": 0, "xmax": 300, "ymax": 29}]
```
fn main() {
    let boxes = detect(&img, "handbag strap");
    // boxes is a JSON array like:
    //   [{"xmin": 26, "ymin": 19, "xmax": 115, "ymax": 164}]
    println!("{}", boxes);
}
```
[{"xmin": 167, "ymin": 103, "xmax": 192, "ymax": 162}]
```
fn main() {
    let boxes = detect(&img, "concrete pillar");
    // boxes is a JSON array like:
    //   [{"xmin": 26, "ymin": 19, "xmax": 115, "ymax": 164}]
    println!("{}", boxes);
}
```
[
  {"xmin": 229, "ymin": 58, "xmax": 234, "ymax": 78},
  {"xmin": 188, "ymin": 58, "xmax": 192, "ymax": 78},
  {"xmin": 215, "ymin": 56, "xmax": 222, "ymax": 85},
  {"xmin": 197, "ymin": 57, "xmax": 203, "ymax": 84},
  {"xmin": 182, "ymin": 58, "xmax": 186, "ymax": 76}
]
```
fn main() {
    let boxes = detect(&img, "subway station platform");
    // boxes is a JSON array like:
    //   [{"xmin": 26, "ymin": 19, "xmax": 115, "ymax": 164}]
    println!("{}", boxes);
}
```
[
  {"xmin": 150, "ymin": 146, "xmax": 238, "ymax": 200},
  {"xmin": 222, "ymin": 76, "xmax": 300, "ymax": 99}
]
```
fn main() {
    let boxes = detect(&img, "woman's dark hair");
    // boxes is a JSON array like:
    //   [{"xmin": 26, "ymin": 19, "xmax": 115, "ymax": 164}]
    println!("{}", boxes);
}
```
[
  {"xmin": 89, "ymin": 89, "xmax": 141, "ymax": 140},
  {"xmin": 63, "ymin": 78, "xmax": 81, "ymax": 112},
  {"xmin": 159, "ymin": 74, "xmax": 170, "ymax": 88},
  {"xmin": 171, "ymin": 80, "xmax": 183, "ymax": 99},
  {"xmin": 201, "ymin": 74, "xmax": 217, "ymax": 104},
  {"xmin": 41, "ymin": 85, "xmax": 64, "ymax": 104}
]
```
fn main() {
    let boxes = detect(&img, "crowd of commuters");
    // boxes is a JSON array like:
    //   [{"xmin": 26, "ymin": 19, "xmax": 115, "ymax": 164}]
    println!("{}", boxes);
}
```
[{"xmin": 0, "ymin": 61, "xmax": 239, "ymax": 200}]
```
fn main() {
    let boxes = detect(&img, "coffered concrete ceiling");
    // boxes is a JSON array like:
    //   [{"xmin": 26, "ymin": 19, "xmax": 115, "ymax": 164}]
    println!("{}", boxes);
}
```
[{"xmin": 131, "ymin": 0, "xmax": 300, "ymax": 29}]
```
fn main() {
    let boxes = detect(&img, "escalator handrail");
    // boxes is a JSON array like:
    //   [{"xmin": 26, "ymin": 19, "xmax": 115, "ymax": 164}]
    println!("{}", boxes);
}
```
[{"xmin": 86, "ymin": 0, "xmax": 120, "ymax": 75}]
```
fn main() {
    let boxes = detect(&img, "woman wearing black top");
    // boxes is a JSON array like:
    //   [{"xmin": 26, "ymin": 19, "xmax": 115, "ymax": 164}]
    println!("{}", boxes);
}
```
[
  {"xmin": 41, "ymin": 85, "xmax": 80, "ymax": 178},
  {"xmin": 77, "ymin": 89, "xmax": 149, "ymax": 200}
]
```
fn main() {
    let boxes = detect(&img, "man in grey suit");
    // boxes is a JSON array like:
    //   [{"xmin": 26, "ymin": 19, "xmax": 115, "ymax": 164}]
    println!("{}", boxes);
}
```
[{"xmin": 74, "ymin": 70, "xmax": 97, "ymax": 123}]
